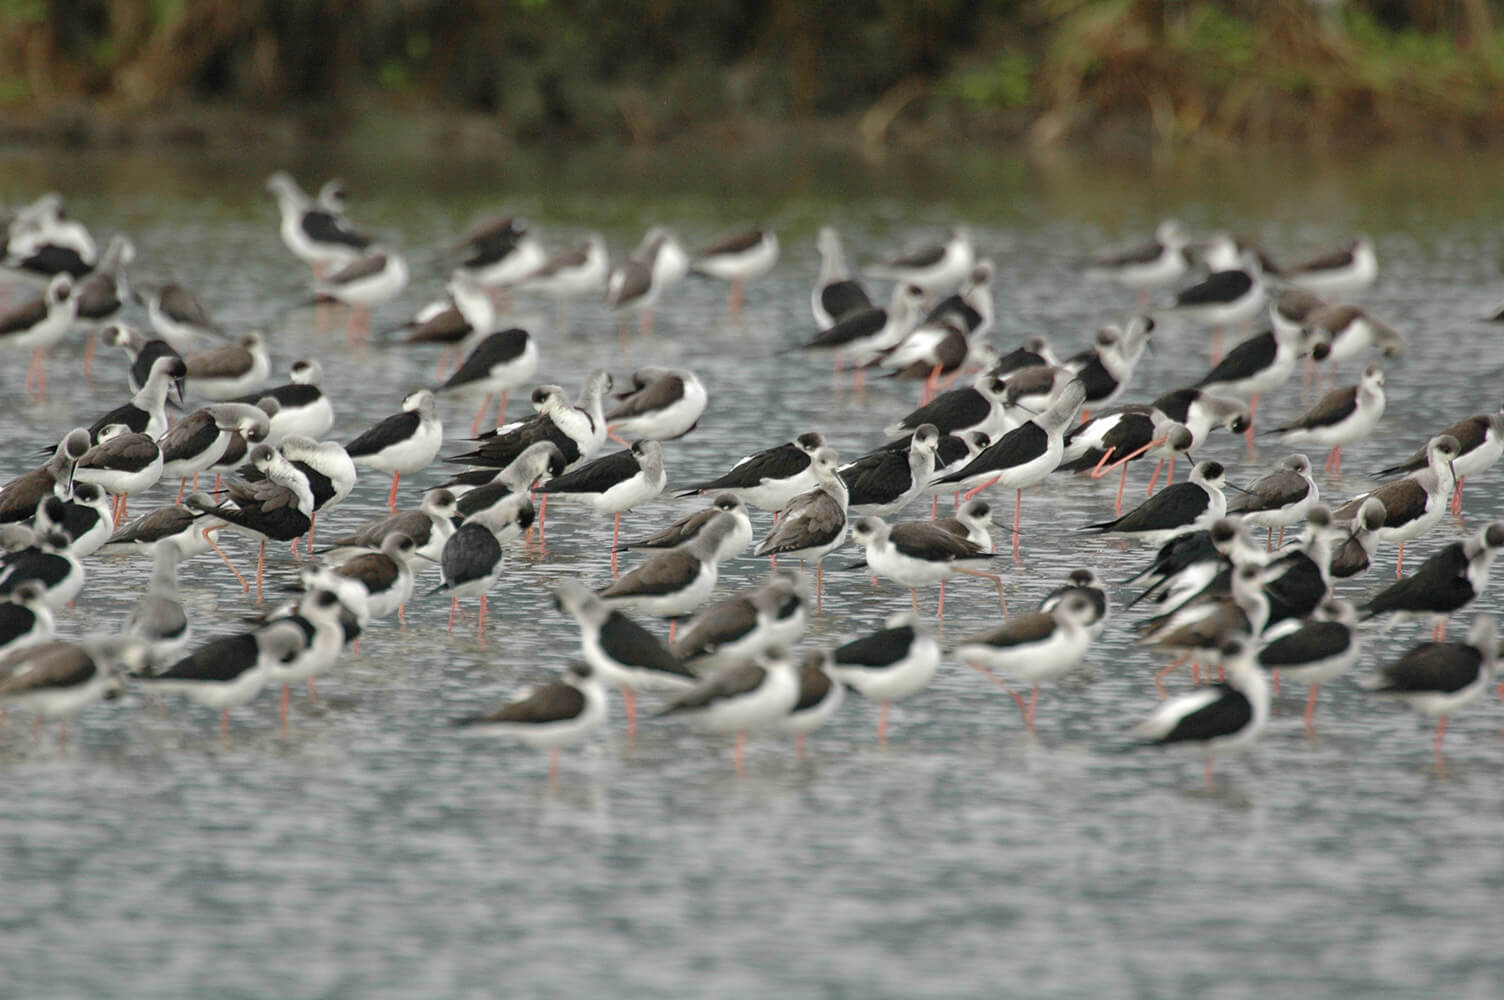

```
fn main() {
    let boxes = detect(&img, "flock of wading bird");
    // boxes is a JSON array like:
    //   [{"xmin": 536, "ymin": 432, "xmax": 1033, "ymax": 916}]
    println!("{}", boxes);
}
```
[{"xmin": 0, "ymin": 180, "xmax": 1500, "ymax": 788}]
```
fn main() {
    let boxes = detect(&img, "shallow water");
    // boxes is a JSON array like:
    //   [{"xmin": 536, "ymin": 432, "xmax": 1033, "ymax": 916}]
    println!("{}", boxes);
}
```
[{"xmin": 3, "ymin": 144, "xmax": 1504, "ymax": 998}]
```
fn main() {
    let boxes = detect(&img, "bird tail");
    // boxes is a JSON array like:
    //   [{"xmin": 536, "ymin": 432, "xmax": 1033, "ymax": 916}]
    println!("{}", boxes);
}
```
[{"xmin": 449, "ymin": 714, "xmax": 489, "ymax": 728}]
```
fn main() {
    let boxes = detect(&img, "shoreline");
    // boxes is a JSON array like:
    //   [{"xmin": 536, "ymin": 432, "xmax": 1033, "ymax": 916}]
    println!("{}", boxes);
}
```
[{"xmin": 2, "ymin": 98, "xmax": 1499, "ymax": 162}]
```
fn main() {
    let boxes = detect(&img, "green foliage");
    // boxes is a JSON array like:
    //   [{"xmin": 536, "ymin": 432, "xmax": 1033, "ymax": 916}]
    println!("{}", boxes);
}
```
[
  {"xmin": 2, "ymin": 0, "xmax": 1504, "ymax": 145},
  {"xmin": 1169, "ymin": 4, "xmax": 1257, "ymax": 88},
  {"xmin": 0, "ymin": 74, "xmax": 28, "ymax": 103},
  {"xmin": 0, "ymin": 0, "xmax": 46, "ymax": 24},
  {"xmin": 948, "ymin": 50, "xmax": 1035, "ymax": 108}
]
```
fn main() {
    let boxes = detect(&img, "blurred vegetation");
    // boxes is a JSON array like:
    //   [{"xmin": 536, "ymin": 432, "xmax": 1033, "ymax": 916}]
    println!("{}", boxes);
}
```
[{"xmin": 3, "ymin": 0, "xmax": 1504, "ymax": 149}]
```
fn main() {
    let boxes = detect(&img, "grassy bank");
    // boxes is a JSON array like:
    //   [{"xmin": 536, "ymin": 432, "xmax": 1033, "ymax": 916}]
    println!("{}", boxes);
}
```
[{"xmin": 3, "ymin": 1, "xmax": 1503, "ymax": 152}]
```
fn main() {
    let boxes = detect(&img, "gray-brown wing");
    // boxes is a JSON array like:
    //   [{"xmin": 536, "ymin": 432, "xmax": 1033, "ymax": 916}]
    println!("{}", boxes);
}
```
[
  {"xmin": 606, "ymin": 259, "xmax": 651, "ymax": 307},
  {"xmin": 606, "ymin": 375, "xmax": 685, "ymax": 421},
  {"xmin": 405, "ymin": 306, "xmax": 470, "ymax": 345},
  {"xmin": 628, "ymin": 507, "xmax": 714, "ymax": 550},
  {"xmin": 346, "ymin": 510, "xmax": 428, "ymax": 548},
  {"xmin": 327, "ymin": 253, "xmax": 387, "ymax": 285},
  {"xmin": 160, "ymin": 285, "xmax": 218, "ymax": 329},
  {"xmin": 890, "ymin": 522, "xmax": 983, "ymax": 559},
  {"xmin": 1227, "ymin": 470, "xmax": 1308, "ymax": 513},
  {"xmin": 0, "ymin": 642, "xmax": 96, "ymax": 695},
  {"xmin": 1290, "ymin": 244, "xmax": 1355, "ymax": 274},
  {"xmin": 760, "ymin": 491, "xmax": 842, "ymax": 554},
  {"xmin": 1281, "ymin": 385, "xmax": 1358, "ymax": 432},
  {"xmin": 188, "ymin": 344, "xmax": 252, "ymax": 379},
  {"xmin": 598, "ymin": 549, "xmax": 700, "ymax": 598},
  {"xmin": 0, "ymin": 469, "xmax": 50, "ymax": 522},
  {"xmin": 699, "ymin": 229, "xmax": 763, "ymax": 257},
  {"xmin": 229, "ymin": 478, "xmax": 299, "ymax": 513},
  {"xmin": 110, "ymin": 505, "xmax": 195, "ymax": 544},
  {"xmin": 672, "ymin": 596, "xmax": 759, "ymax": 660},
  {"xmin": 530, "ymin": 244, "xmax": 589, "ymax": 279},
  {"xmin": 663, "ymin": 662, "xmax": 767, "ymax": 712},
  {"xmin": 335, "ymin": 552, "xmax": 399, "ymax": 591},
  {"xmin": 486, "ymin": 682, "xmax": 586, "ymax": 724},
  {"xmin": 0, "ymin": 296, "xmax": 48, "ymax": 338},
  {"xmin": 82, "ymin": 434, "xmax": 159, "ymax": 471},
  {"xmin": 964, "ymin": 611, "xmax": 1056, "ymax": 649}
]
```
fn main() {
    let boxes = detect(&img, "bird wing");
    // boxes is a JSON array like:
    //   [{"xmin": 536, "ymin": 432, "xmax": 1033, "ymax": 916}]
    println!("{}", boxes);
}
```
[
  {"xmin": 485, "ymin": 682, "xmax": 586, "ymax": 724},
  {"xmin": 1279, "ymin": 385, "xmax": 1359, "ymax": 432},
  {"xmin": 187, "ymin": 344, "xmax": 252, "ymax": 380},
  {"xmin": 540, "ymin": 448, "xmax": 639, "ymax": 495},
  {"xmin": 598, "ymin": 549, "xmax": 700, "ymax": 599},
  {"xmin": 890, "ymin": 522, "xmax": 984, "ymax": 559},
  {"xmin": 833, "ymin": 625, "xmax": 917, "ymax": 668},
  {"xmin": 606, "ymin": 375, "xmax": 685, "ymax": 421},
  {"xmin": 1371, "ymin": 644, "xmax": 1483, "ymax": 694}
]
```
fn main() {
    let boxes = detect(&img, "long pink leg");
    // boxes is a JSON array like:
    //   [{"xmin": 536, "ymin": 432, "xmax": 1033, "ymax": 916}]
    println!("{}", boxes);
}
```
[
  {"xmin": 203, "ymin": 528, "xmax": 249, "ymax": 593},
  {"xmin": 280, "ymin": 684, "xmax": 291, "ymax": 728},
  {"xmin": 256, "ymin": 540, "xmax": 266, "ymax": 604},
  {"xmin": 611, "ymin": 513, "xmax": 621, "ymax": 576},
  {"xmin": 877, "ymin": 701, "xmax": 890, "ymax": 745},
  {"xmin": 470, "ymin": 395, "xmax": 493, "ymax": 438},
  {"xmin": 220, "ymin": 709, "xmax": 230, "ymax": 746},
  {"xmin": 734, "ymin": 731, "xmax": 746, "ymax": 775},
  {"xmin": 548, "ymin": 748, "xmax": 561, "ymax": 786},
  {"xmin": 729, "ymin": 279, "xmax": 744, "ymax": 321},
  {"xmin": 1245, "ymin": 393, "xmax": 1259, "ymax": 447},
  {"xmin": 1396, "ymin": 543, "xmax": 1405, "ymax": 578},
  {"xmin": 1154, "ymin": 654, "xmax": 1189, "ymax": 697},
  {"xmin": 968, "ymin": 662, "xmax": 1031, "ymax": 726},
  {"xmin": 622, "ymin": 688, "xmax": 637, "ymax": 739},
  {"xmin": 1451, "ymin": 478, "xmax": 1465, "ymax": 516},
  {"xmin": 477, "ymin": 594, "xmax": 488, "ymax": 636},
  {"xmin": 496, "ymin": 391, "xmax": 508, "ymax": 428},
  {"xmin": 1204, "ymin": 757, "xmax": 1215, "ymax": 790},
  {"xmin": 1147, "ymin": 459, "xmax": 1164, "ymax": 495},
  {"xmin": 1303, "ymin": 684, "xmax": 1320, "ymax": 736},
  {"xmin": 1011, "ymin": 489, "xmax": 1022, "ymax": 561},
  {"xmin": 1434, "ymin": 716, "xmax": 1449, "ymax": 758},
  {"xmin": 448, "ymin": 595, "xmax": 458, "ymax": 632},
  {"xmin": 963, "ymin": 475, "xmax": 1000, "ymax": 503},
  {"xmin": 795, "ymin": 732, "xmax": 806, "ymax": 760},
  {"xmin": 387, "ymin": 472, "xmax": 400, "ymax": 512}
]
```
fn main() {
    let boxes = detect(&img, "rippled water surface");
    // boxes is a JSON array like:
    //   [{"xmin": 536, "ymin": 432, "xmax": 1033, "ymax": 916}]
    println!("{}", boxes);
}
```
[{"xmin": 4, "ymin": 144, "xmax": 1504, "ymax": 998}]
